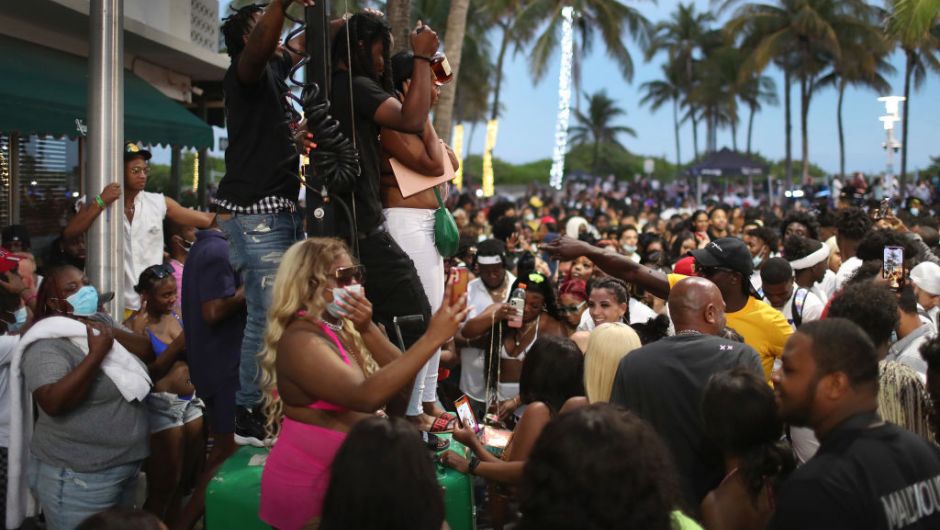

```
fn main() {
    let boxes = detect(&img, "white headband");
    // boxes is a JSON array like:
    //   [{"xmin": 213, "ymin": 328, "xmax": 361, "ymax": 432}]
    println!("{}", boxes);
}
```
[
  {"xmin": 788, "ymin": 244, "xmax": 829, "ymax": 271},
  {"xmin": 477, "ymin": 255, "xmax": 503, "ymax": 265}
]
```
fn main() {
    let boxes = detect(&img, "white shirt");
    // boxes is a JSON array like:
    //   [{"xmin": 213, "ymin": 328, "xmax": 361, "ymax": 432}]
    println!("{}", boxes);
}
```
[
  {"xmin": 459, "ymin": 272, "xmax": 515, "ymax": 401},
  {"xmin": 817, "ymin": 269, "xmax": 838, "ymax": 303},
  {"xmin": 768, "ymin": 284, "xmax": 824, "ymax": 330},
  {"xmin": 123, "ymin": 191, "xmax": 167, "ymax": 310},
  {"xmin": 835, "ymin": 256, "xmax": 863, "ymax": 291},
  {"xmin": 0, "ymin": 335, "xmax": 18, "ymax": 447}
]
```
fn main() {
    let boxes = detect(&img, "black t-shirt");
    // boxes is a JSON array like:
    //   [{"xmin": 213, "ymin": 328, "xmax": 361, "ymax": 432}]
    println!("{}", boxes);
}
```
[
  {"xmin": 769, "ymin": 412, "xmax": 940, "ymax": 530},
  {"xmin": 328, "ymin": 72, "xmax": 393, "ymax": 237},
  {"xmin": 610, "ymin": 334, "xmax": 763, "ymax": 508},
  {"xmin": 216, "ymin": 52, "xmax": 299, "ymax": 207}
]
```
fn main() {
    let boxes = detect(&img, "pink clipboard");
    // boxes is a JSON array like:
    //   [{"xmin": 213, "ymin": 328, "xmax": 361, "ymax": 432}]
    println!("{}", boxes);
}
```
[{"xmin": 389, "ymin": 142, "xmax": 455, "ymax": 198}]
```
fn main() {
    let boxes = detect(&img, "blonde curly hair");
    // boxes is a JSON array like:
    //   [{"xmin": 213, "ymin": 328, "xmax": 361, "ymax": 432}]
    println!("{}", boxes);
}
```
[{"xmin": 258, "ymin": 237, "xmax": 379, "ymax": 437}]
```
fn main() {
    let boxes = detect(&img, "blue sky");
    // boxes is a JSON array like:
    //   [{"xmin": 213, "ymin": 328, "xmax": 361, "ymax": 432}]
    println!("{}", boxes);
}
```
[
  {"xmin": 209, "ymin": 0, "xmax": 940, "ymax": 176},
  {"xmin": 485, "ymin": 0, "xmax": 940, "ymax": 175}
]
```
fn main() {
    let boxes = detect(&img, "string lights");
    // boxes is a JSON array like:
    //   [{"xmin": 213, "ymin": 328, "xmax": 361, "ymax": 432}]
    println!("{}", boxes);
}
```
[
  {"xmin": 452, "ymin": 124, "xmax": 464, "ymax": 190},
  {"xmin": 549, "ymin": 6, "xmax": 575, "ymax": 190},
  {"xmin": 483, "ymin": 119, "xmax": 498, "ymax": 197}
]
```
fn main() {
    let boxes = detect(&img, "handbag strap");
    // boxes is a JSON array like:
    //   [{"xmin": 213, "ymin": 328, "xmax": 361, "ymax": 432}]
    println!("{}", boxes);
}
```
[{"xmin": 433, "ymin": 185, "xmax": 446, "ymax": 209}]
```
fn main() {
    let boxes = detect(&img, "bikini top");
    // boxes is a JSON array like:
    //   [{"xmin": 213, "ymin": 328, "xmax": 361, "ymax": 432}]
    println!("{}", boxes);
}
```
[
  {"xmin": 499, "ymin": 315, "xmax": 541, "ymax": 361},
  {"xmin": 146, "ymin": 311, "xmax": 182, "ymax": 357},
  {"xmin": 298, "ymin": 311, "xmax": 352, "ymax": 413}
]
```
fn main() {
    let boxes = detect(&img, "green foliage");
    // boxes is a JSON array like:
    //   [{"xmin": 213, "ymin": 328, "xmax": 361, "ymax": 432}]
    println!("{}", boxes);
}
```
[{"xmin": 145, "ymin": 152, "xmax": 224, "ymax": 205}]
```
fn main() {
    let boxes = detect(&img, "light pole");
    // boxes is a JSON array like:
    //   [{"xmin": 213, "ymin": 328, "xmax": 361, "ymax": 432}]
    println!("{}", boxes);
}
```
[{"xmin": 878, "ymin": 96, "xmax": 904, "ymax": 198}]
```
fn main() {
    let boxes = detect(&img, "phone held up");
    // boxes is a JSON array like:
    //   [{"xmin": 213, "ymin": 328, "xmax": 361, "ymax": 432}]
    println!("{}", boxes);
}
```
[{"xmin": 883, "ymin": 245, "xmax": 904, "ymax": 291}]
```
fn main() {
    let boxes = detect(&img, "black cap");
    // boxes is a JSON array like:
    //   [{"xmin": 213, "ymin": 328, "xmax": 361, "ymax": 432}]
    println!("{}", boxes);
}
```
[
  {"xmin": 124, "ymin": 142, "xmax": 152, "ymax": 161},
  {"xmin": 690, "ymin": 238, "xmax": 761, "ymax": 297}
]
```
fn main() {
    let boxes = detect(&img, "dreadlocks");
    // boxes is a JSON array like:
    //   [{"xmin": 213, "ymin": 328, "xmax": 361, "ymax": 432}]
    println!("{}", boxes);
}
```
[
  {"xmin": 331, "ymin": 12, "xmax": 394, "ymax": 95},
  {"xmin": 222, "ymin": 3, "xmax": 264, "ymax": 58}
]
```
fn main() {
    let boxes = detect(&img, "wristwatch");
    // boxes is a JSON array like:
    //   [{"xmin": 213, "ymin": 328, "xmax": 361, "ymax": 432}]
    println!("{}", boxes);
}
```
[{"xmin": 467, "ymin": 455, "xmax": 481, "ymax": 475}]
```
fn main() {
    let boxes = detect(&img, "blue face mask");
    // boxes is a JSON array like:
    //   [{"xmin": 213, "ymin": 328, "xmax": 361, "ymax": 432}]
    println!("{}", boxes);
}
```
[
  {"xmin": 623, "ymin": 244, "xmax": 637, "ymax": 254},
  {"xmin": 65, "ymin": 286, "xmax": 99, "ymax": 317},
  {"xmin": 910, "ymin": 208, "xmax": 920, "ymax": 217},
  {"xmin": 752, "ymin": 254, "xmax": 764, "ymax": 268},
  {"xmin": 326, "ymin": 284, "xmax": 361, "ymax": 319},
  {"xmin": 6, "ymin": 306, "xmax": 27, "ymax": 333}
]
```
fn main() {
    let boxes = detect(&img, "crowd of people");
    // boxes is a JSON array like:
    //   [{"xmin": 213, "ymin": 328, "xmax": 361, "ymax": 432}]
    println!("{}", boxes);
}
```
[{"xmin": 0, "ymin": 2, "xmax": 939, "ymax": 530}]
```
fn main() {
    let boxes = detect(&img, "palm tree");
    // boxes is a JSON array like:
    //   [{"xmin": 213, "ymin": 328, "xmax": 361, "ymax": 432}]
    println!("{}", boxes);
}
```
[
  {"xmin": 481, "ymin": 0, "xmax": 535, "ymax": 122},
  {"xmin": 724, "ymin": 0, "xmax": 875, "ymax": 186},
  {"xmin": 817, "ymin": 18, "xmax": 894, "ymax": 178},
  {"xmin": 568, "ymin": 90, "xmax": 637, "ymax": 173},
  {"xmin": 517, "ymin": 0, "xmax": 652, "ymax": 90},
  {"xmin": 646, "ymin": 3, "xmax": 716, "ymax": 159},
  {"xmin": 886, "ymin": 0, "xmax": 940, "ymax": 200},
  {"xmin": 387, "ymin": 0, "xmax": 412, "ymax": 55},
  {"xmin": 738, "ymin": 72, "xmax": 778, "ymax": 155},
  {"xmin": 428, "ymin": 0, "xmax": 471, "ymax": 144},
  {"xmin": 639, "ymin": 63, "xmax": 684, "ymax": 167},
  {"xmin": 693, "ymin": 41, "xmax": 742, "ymax": 153}
]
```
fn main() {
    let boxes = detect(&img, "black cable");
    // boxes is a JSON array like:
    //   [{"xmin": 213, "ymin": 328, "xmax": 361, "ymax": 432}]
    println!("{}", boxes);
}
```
[{"xmin": 274, "ymin": 7, "xmax": 360, "ymax": 244}]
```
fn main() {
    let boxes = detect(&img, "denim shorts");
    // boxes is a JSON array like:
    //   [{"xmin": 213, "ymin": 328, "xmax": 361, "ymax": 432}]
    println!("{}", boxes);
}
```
[
  {"xmin": 145, "ymin": 392, "xmax": 205, "ymax": 434},
  {"xmin": 28, "ymin": 456, "xmax": 141, "ymax": 530}
]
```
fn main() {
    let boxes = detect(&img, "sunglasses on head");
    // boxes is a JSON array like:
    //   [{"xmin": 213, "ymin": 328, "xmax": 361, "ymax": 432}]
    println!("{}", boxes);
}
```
[
  {"xmin": 557, "ymin": 301, "xmax": 586, "ymax": 314},
  {"xmin": 335, "ymin": 265, "xmax": 366, "ymax": 287},
  {"xmin": 143, "ymin": 264, "xmax": 173, "ymax": 279}
]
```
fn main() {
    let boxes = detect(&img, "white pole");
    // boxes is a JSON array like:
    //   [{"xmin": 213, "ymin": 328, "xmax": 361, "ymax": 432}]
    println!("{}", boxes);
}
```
[{"xmin": 86, "ymin": 0, "xmax": 124, "ymax": 317}]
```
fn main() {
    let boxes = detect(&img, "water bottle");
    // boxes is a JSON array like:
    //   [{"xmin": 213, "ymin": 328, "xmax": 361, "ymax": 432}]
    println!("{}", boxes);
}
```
[{"xmin": 507, "ymin": 283, "xmax": 526, "ymax": 329}]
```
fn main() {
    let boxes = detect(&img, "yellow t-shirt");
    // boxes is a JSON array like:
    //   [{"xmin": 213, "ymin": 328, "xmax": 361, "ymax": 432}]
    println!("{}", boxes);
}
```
[{"xmin": 668, "ymin": 274, "xmax": 793, "ymax": 380}]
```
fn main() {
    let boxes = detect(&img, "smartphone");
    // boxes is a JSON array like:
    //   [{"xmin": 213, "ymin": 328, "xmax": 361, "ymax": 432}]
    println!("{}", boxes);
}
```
[
  {"xmin": 449, "ymin": 266, "xmax": 469, "ymax": 305},
  {"xmin": 883, "ymin": 246, "xmax": 904, "ymax": 291},
  {"xmin": 874, "ymin": 198, "xmax": 892, "ymax": 220},
  {"xmin": 454, "ymin": 395, "xmax": 481, "ymax": 434}
]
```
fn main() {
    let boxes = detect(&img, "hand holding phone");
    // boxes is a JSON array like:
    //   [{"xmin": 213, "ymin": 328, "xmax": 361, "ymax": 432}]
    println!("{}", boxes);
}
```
[{"xmin": 883, "ymin": 246, "xmax": 904, "ymax": 291}]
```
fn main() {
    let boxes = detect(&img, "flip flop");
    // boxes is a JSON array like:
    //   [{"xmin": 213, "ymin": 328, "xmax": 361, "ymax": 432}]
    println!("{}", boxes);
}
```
[{"xmin": 428, "ymin": 412, "xmax": 458, "ymax": 433}]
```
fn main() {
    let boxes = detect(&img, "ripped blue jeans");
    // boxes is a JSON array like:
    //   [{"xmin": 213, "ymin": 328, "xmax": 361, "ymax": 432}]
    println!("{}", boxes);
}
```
[
  {"xmin": 220, "ymin": 211, "xmax": 304, "ymax": 408},
  {"xmin": 28, "ymin": 456, "xmax": 141, "ymax": 530}
]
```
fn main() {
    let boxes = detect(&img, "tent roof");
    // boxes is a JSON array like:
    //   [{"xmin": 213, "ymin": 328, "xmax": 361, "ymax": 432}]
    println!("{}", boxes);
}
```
[{"xmin": 687, "ymin": 147, "xmax": 768, "ymax": 177}]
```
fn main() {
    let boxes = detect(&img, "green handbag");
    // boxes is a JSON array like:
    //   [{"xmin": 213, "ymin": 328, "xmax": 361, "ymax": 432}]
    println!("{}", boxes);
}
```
[{"xmin": 433, "ymin": 186, "xmax": 459, "ymax": 258}]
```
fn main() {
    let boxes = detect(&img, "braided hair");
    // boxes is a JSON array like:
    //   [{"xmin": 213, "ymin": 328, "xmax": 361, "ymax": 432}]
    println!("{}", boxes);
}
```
[
  {"xmin": 332, "ymin": 12, "xmax": 394, "ymax": 94},
  {"xmin": 221, "ymin": 3, "xmax": 264, "ymax": 58}
]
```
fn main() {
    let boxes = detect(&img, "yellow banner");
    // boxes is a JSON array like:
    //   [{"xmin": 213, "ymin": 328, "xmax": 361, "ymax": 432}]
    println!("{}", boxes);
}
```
[
  {"xmin": 452, "ymin": 124, "xmax": 464, "ymax": 190},
  {"xmin": 483, "ymin": 119, "xmax": 499, "ymax": 198}
]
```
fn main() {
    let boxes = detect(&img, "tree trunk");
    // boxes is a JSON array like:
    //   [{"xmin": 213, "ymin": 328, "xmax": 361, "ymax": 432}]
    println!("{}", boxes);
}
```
[
  {"xmin": 731, "ymin": 117, "xmax": 738, "ymax": 152},
  {"xmin": 837, "ymin": 79, "xmax": 846, "ymax": 178},
  {"xmin": 784, "ymin": 69, "xmax": 792, "ymax": 191},
  {"xmin": 465, "ymin": 121, "xmax": 478, "ymax": 188},
  {"xmin": 673, "ymin": 96, "xmax": 682, "ymax": 168},
  {"xmin": 386, "ymin": 0, "xmax": 411, "ymax": 55},
  {"xmin": 900, "ymin": 50, "xmax": 913, "ymax": 201},
  {"xmin": 490, "ymin": 21, "xmax": 512, "ymax": 121},
  {"xmin": 592, "ymin": 141, "xmax": 600, "ymax": 175},
  {"xmin": 691, "ymin": 111, "xmax": 700, "ymax": 160},
  {"xmin": 800, "ymin": 76, "xmax": 810, "ymax": 184},
  {"xmin": 746, "ymin": 104, "xmax": 755, "ymax": 155},
  {"xmin": 431, "ymin": 0, "xmax": 470, "ymax": 145}
]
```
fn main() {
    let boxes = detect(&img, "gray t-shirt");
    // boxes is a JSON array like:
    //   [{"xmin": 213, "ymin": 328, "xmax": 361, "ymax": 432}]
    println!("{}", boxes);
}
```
[{"xmin": 21, "ymin": 338, "xmax": 149, "ymax": 472}]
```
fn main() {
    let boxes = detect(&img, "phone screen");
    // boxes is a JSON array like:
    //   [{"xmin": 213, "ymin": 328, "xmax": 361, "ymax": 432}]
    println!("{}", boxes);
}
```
[
  {"xmin": 883, "ymin": 246, "xmax": 904, "ymax": 291},
  {"xmin": 449, "ymin": 267, "xmax": 469, "ymax": 305},
  {"xmin": 454, "ymin": 396, "xmax": 480, "ymax": 434}
]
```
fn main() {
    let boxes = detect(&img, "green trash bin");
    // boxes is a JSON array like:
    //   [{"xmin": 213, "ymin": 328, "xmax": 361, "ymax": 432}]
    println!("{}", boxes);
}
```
[
  {"xmin": 435, "ymin": 434, "xmax": 476, "ymax": 530},
  {"xmin": 205, "ymin": 436, "xmax": 476, "ymax": 530},
  {"xmin": 204, "ymin": 445, "xmax": 268, "ymax": 530}
]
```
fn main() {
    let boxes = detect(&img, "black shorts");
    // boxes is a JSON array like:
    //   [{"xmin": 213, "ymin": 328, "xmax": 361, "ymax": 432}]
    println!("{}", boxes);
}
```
[{"xmin": 202, "ymin": 384, "xmax": 237, "ymax": 435}]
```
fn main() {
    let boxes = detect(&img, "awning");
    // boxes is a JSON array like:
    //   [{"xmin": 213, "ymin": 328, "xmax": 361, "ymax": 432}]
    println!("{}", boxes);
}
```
[{"xmin": 0, "ymin": 35, "xmax": 212, "ymax": 149}]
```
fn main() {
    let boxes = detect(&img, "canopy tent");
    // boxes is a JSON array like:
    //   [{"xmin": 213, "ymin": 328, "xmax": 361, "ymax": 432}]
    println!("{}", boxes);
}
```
[
  {"xmin": 686, "ymin": 147, "xmax": 768, "ymax": 178},
  {"xmin": 686, "ymin": 148, "xmax": 770, "ymax": 204},
  {"xmin": 0, "ymin": 35, "xmax": 212, "ymax": 148}
]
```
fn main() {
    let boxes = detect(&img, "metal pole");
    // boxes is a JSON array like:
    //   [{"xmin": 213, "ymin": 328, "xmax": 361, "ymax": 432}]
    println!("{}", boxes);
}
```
[{"xmin": 86, "ymin": 0, "xmax": 124, "ymax": 317}]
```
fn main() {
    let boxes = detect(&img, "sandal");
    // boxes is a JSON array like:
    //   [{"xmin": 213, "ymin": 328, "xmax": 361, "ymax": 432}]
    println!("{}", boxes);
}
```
[
  {"xmin": 425, "ymin": 432, "xmax": 450, "ymax": 452},
  {"xmin": 428, "ymin": 412, "xmax": 458, "ymax": 433}
]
